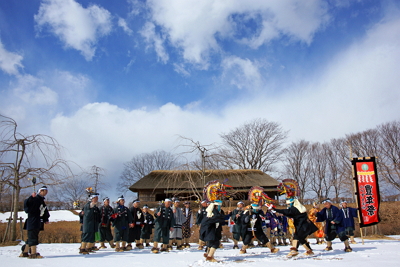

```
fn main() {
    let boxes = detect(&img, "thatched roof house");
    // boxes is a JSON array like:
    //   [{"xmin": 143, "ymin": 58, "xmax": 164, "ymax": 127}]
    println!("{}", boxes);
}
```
[{"xmin": 129, "ymin": 169, "xmax": 279, "ymax": 202}]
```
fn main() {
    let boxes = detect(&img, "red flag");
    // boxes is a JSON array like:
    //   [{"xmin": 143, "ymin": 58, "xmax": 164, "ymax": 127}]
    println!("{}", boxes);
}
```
[{"xmin": 352, "ymin": 157, "xmax": 381, "ymax": 228}]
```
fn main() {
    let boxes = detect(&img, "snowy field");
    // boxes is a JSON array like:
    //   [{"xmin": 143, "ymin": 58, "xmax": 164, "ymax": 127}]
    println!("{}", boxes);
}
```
[
  {"xmin": 0, "ymin": 237, "xmax": 399, "ymax": 267},
  {"xmin": 0, "ymin": 210, "xmax": 79, "ymax": 223}
]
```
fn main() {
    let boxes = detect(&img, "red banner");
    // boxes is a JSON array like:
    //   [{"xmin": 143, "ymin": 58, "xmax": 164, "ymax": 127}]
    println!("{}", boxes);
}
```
[{"xmin": 352, "ymin": 157, "xmax": 381, "ymax": 228}]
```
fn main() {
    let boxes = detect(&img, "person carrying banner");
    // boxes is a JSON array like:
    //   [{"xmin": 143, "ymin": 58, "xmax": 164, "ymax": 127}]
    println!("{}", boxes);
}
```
[
  {"xmin": 340, "ymin": 200, "xmax": 358, "ymax": 244},
  {"xmin": 21, "ymin": 186, "xmax": 50, "ymax": 259},
  {"xmin": 316, "ymin": 199, "xmax": 352, "ymax": 252}
]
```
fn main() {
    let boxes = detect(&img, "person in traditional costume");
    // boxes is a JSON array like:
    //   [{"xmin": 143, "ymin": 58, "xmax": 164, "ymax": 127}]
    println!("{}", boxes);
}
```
[
  {"xmin": 239, "ymin": 203, "xmax": 279, "ymax": 254},
  {"xmin": 140, "ymin": 204, "xmax": 154, "ymax": 247},
  {"xmin": 127, "ymin": 199, "xmax": 144, "ymax": 250},
  {"xmin": 308, "ymin": 201, "xmax": 325, "ymax": 244},
  {"xmin": 200, "ymin": 200, "xmax": 226, "ymax": 262},
  {"xmin": 316, "ymin": 199, "xmax": 353, "ymax": 252},
  {"xmin": 98, "ymin": 197, "xmax": 115, "ymax": 249},
  {"xmin": 110, "ymin": 195, "xmax": 134, "ymax": 252},
  {"xmin": 273, "ymin": 180, "xmax": 317, "ymax": 258},
  {"xmin": 181, "ymin": 201, "xmax": 194, "ymax": 248},
  {"xmin": 79, "ymin": 192, "xmax": 101, "ymax": 255},
  {"xmin": 340, "ymin": 200, "xmax": 358, "ymax": 244},
  {"xmin": 196, "ymin": 199, "xmax": 209, "ymax": 250},
  {"xmin": 169, "ymin": 199, "xmax": 186, "ymax": 250},
  {"xmin": 152, "ymin": 199, "xmax": 175, "ymax": 253},
  {"xmin": 230, "ymin": 201, "xmax": 245, "ymax": 249},
  {"xmin": 276, "ymin": 213, "xmax": 289, "ymax": 245},
  {"xmin": 20, "ymin": 186, "xmax": 50, "ymax": 259}
]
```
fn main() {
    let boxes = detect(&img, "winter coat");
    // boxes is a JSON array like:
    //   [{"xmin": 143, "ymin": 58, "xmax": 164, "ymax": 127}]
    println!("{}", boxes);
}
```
[
  {"xmin": 111, "ymin": 205, "xmax": 133, "ymax": 231},
  {"xmin": 275, "ymin": 206, "xmax": 318, "ymax": 241},
  {"xmin": 154, "ymin": 205, "xmax": 175, "ymax": 229},
  {"xmin": 340, "ymin": 207, "xmax": 358, "ymax": 228},
  {"xmin": 196, "ymin": 207, "xmax": 207, "ymax": 225},
  {"xmin": 231, "ymin": 208, "xmax": 244, "ymax": 233},
  {"xmin": 200, "ymin": 208, "xmax": 225, "ymax": 242},
  {"xmin": 23, "ymin": 194, "xmax": 50, "ymax": 231},
  {"xmin": 82, "ymin": 201, "xmax": 101, "ymax": 233},
  {"xmin": 130, "ymin": 207, "xmax": 144, "ymax": 227},
  {"xmin": 240, "ymin": 209, "xmax": 265, "ymax": 238},
  {"xmin": 99, "ymin": 205, "xmax": 114, "ymax": 228},
  {"xmin": 265, "ymin": 210, "xmax": 280, "ymax": 231},
  {"xmin": 316, "ymin": 205, "xmax": 345, "ymax": 234},
  {"xmin": 141, "ymin": 212, "xmax": 155, "ymax": 233}
]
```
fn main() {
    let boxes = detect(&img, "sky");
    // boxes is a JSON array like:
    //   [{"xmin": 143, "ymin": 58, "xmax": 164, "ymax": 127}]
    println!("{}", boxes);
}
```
[{"xmin": 1, "ymin": 0, "xmax": 400, "ymax": 200}]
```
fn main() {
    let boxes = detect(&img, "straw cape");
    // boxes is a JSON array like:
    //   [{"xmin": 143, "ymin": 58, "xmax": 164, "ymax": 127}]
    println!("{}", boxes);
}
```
[{"xmin": 129, "ymin": 169, "xmax": 279, "ymax": 202}]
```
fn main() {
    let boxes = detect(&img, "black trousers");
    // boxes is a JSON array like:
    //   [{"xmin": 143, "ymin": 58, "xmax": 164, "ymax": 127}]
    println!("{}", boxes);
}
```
[
  {"xmin": 82, "ymin": 232, "xmax": 95, "ymax": 243},
  {"xmin": 99, "ymin": 226, "xmax": 113, "ymax": 242},
  {"xmin": 27, "ymin": 229, "xmax": 40, "ymax": 246}
]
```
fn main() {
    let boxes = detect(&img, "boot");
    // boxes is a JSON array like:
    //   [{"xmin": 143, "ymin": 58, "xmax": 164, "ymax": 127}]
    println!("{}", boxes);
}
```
[
  {"xmin": 266, "ymin": 242, "xmax": 279, "ymax": 253},
  {"xmin": 219, "ymin": 243, "xmax": 224, "ymax": 248},
  {"xmin": 287, "ymin": 240, "xmax": 299, "ymax": 258},
  {"xmin": 115, "ymin": 242, "xmax": 123, "ymax": 252},
  {"xmin": 325, "ymin": 241, "xmax": 333, "ymax": 251},
  {"xmin": 303, "ymin": 242, "xmax": 314, "ymax": 256},
  {"xmin": 161, "ymin": 244, "xmax": 170, "ymax": 252},
  {"xmin": 99, "ymin": 242, "xmax": 107, "ymax": 249},
  {"xmin": 138, "ymin": 239, "xmax": 145, "ymax": 249},
  {"xmin": 125, "ymin": 242, "xmax": 132, "ymax": 251},
  {"xmin": 79, "ymin": 242, "xmax": 89, "ymax": 254},
  {"xmin": 109, "ymin": 241, "xmax": 116, "ymax": 248},
  {"xmin": 344, "ymin": 240, "xmax": 352, "ymax": 252},
  {"xmin": 177, "ymin": 239, "xmax": 184, "ymax": 250},
  {"xmin": 19, "ymin": 244, "xmax": 30, "ymax": 257},
  {"xmin": 204, "ymin": 247, "xmax": 210, "ymax": 257},
  {"xmin": 277, "ymin": 237, "xmax": 284, "ymax": 246},
  {"xmin": 28, "ymin": 246, "xmax": 43, "ymax": 259},
  {"xmin": 350, "ymin": 236, "xmax": 357, "ymax": 244},
  {"xmin": 206, "ymin": 247, "xmax": 219, "ymax": 262},
  {"xmin": 198, "ymin": 240, "xmax": 205, "ymax": 250},
  {"xmin": 86, "ymin": 242, "xmax": 96, "ymax": 253},
  {"xmin": 233, "ymin": 239, "xmax": 239, "ymax": 249},
  {"xmin": 239, "ymin": 245, "xmax": 248, "ymax": 254},
  {"xmin": 151, "ymin": 242, "xmax": 160, "ymax": 253}
]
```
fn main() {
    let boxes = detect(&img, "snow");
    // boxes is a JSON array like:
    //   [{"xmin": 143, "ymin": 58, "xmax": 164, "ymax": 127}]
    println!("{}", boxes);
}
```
[
  {"xmin": 0, "ymin": 237, "xmax": 399, "ymax": 267},
  {"xmin": 0, "ymin": 210, "xmax": 79, "ymax": 223}
]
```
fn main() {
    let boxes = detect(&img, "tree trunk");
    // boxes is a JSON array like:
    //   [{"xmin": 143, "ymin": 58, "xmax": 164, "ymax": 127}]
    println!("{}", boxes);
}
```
[{"xmin": 11, "ymin": 185, "xmax": 20, "ymax": 241}]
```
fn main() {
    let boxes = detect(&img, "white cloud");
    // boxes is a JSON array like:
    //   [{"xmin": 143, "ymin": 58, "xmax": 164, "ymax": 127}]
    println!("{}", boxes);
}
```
[
  {"xmin": 118, "ymin": 17, "xmax": 133, "ymax": 36},
  {"xmin": 221, "ymin": 56, "xmax": 263, "ymax": 90},
  {"xmin": 34, "ymin": 0, "xmax": 112, "ymax": 61},
  {"xmin": 140, "ymin": 22, "xmax": 169, "ymax": 63},
  {"xmin": 0, "ymin": 40, "xmax": 24, "ymax": 75},
  {"xmin": 13, "ymin": 74, "xmax": 58, "ymax": 105},
  {"xmin": 144, "ymin": 0, "xmax": 329, "ymax": 67}
]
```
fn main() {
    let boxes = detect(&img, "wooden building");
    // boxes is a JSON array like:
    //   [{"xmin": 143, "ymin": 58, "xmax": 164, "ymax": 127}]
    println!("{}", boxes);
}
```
[{"xmin": 129, "ymin": 169, "xmax": 279, "ymax": 202}]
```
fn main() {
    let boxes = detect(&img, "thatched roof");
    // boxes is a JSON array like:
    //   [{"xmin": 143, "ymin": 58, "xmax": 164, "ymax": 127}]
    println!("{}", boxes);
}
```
[{"xmin": 129, "ymin": 169, "xmax": 279, "ymax": 192}]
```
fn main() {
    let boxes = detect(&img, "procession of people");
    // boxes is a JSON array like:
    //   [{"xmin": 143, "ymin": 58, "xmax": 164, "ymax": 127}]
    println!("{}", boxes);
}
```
[{"xmin": 20, "ymin": 180, "xmax": 361, "ymax": 261}]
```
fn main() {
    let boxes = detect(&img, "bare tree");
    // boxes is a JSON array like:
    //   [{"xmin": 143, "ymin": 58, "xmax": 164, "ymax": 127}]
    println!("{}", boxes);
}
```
[
  {"xmin": 117, "ymin": 150, "xmax": 180, "ymax": 194},
  {"xmin": 282, "ymin": 140, "xmax": 312, "ymax": 200},
  {"xmin": 52, "ymin": 175, "xmax": 91, "ymax": 209},
  {"xmin": 88, "ymin": 165, "xmax": 107, "ymax": 193},
  {"xmin": 0, "ymin": 114, "xmax": 73, "ymax": 241},
  {"xmin": 219, "ymin": 118, "xmax": 288, "ymax": 173},
  {"xmin": 309, "ymin": 142, "xmax": 330, "ymax": 200}
]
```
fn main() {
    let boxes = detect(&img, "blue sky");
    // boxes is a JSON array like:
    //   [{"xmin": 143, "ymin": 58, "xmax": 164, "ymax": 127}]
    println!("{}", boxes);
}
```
[{"xmin": 1, "ymin": 0, "xmax": 400, "ymax": 199}]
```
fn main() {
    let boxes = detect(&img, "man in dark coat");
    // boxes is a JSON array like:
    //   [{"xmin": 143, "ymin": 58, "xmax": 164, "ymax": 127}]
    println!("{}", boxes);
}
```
[
  {"xmin": 111, "ymin": 195, "xmax": 134, "ymax": 252},
  {"xmin": 152, "ymin": 198, "xmax": 175, "ymax": 253},
  {"xmin": 98, "ymin": 197, "xmax": 115, "ymax": 249},
  {"xmin": 200, "ymin": 200, "xmax": 225, "ymax": 262},
  {"xmin": 79, "ymin": 192, "xmax": 101, "ymax": 254},
  {"xmin": 272, "ymin": 198, "xmax": 318, "ymax": 258},
  {"xmin": 21, "ymin": 185, "xmax": 50, "ymax": 259},
  {"xmin": 140, "ymin": 204, "xmax": 154, "ymax": 246},
  {"xmin": 231, "ymin": 201, "xmax": 245, "ymax": 249},
  {"xmin": 196, "ymin": 200, "xmax": 208, "ymax": 250},
  {"xmin": 340, "ymin": 200, "xmax": 358, "ymax": 244},
  {"xmin": 316, "ymin": 199, "xmax": 352, "ymax": 252},
  {"xmin": 239, "ymin": 204, "xmax": 279, "ymax": 254},
  {"xmin": 127, "ymin": 200, "xmax": 144, "ymax": 250}
]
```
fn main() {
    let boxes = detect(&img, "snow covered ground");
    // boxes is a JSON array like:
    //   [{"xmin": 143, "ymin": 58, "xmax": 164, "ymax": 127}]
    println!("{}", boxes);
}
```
[
  {"xmin": 0, "ymin": 237, "xmax": 399, "ymax": 267},
  {"xmin": 0, "ymin": 210, "xmax": 79, "ymax": 223}
]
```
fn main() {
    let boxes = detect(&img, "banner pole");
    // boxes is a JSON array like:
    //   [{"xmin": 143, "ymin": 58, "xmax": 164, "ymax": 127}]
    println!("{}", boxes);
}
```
[{"xmin": 348, "ymin": 141, "xmax": 364, "ymax": 245}]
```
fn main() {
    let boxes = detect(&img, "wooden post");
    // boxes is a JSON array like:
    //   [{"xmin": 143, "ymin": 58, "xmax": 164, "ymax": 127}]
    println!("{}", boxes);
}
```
[
  {"xmin": 19, "ymin": 217, "xmax": 24, "ymax": 241},
  {"xmin": 2, "ymin": 217, "xmax": 12, "ymax": 243}
]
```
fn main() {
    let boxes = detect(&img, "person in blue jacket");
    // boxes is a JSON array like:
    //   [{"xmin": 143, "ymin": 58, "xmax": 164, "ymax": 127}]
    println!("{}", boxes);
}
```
[
  {"xmin": 316, "ymin": 199, "xmax": 352, "ymax": 252},
  {"xmin": 340, "ymin": 200, "xmax": 358, "ymax": 244}
]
